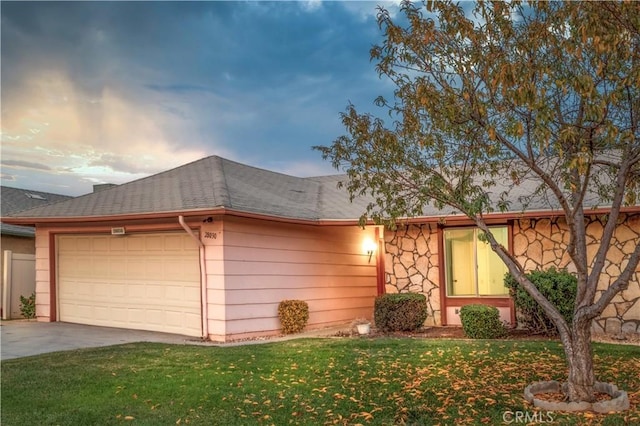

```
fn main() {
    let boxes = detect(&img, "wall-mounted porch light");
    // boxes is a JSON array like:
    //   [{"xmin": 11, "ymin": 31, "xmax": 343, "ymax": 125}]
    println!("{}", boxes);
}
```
[{"xmin": 362, "ymin": 237, "xmax": 377, "ymax": 263}]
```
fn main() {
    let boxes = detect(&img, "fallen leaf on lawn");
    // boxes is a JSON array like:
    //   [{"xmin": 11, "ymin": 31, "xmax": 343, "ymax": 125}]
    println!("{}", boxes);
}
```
[{"xmin": 359, "ymin": 411, "xmax": 374, "ymax": 421}]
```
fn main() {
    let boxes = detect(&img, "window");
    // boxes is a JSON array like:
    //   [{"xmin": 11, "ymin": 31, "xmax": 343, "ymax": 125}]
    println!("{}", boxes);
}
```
[{"xmin": 444, "ymin": 226, "xmax": 509, "ymax": 296}]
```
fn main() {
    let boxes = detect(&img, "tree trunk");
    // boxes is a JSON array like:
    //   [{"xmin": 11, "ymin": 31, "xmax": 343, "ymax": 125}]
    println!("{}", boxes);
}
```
[{"xmin": 562, "ymin": 319, "xmax": 596, "ymax": 402}]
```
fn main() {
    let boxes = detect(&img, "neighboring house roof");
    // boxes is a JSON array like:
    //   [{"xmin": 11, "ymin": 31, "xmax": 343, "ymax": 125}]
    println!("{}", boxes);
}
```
[
  {"xmin": 3, "ymin": 156, "xmax": 637, "ymax": 226},
  {"xmin": 1, "ymin": 186, "xmax": 73, "ymax": 237}
]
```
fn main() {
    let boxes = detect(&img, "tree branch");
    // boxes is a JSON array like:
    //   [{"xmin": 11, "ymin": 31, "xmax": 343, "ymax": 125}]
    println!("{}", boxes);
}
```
[{"xmin": 581, "ymin": 239, "xmax": 640, "ymax": 321}]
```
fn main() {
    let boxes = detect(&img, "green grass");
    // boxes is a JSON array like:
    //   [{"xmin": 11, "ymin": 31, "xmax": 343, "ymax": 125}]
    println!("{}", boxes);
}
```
[{"xmin": 1, "ymin": 338, "xmax": 638, "ymax": 425}]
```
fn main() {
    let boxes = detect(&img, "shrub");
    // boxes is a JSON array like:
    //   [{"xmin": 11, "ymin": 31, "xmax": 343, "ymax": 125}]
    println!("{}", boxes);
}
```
[
  {"xmin": 19, "ymin": 293, "xmax": 36, "ymax": 319},
  {"xmin": 504, "ymin": 268, "xmax": 577, "ymax": 336},
  {"xmin": 277, "ymin": 300, "xmax": 309, "ymax": 334},
  {"xmin": 459, "ymin": 304, "xmax": 507, "ymax": 339},
  {"xmin": 374, "ymin": 293, "xmax": 428, "ymax": 332}
]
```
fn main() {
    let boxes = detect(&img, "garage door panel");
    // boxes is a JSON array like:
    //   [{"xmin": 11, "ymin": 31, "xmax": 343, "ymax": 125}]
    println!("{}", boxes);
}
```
[
  {"xmin": 145, "ymin": 236, "xmax": 164, "ymax": 251},
  {"xmin": 109, "ymin": 259, "xmax": 128, "ymax": 278},
  {"xmin": 92, "ymin": 238, "xmax": 109, "ymax": 251},
  {"xmin": 127, "ymin": 283, "xmax": 146, "ymax": 299},
  {"xmin": 109, "ymin": 237, "xmax": 127, "ymax": 251},
  {"xmin": 126, "ymin": 238, "xmax": 146, "ymax": 251},
  {"xmin": 76, "ymin": 238, "xmax": 92, "ymax": 252},
  {"xmin": 94, "ymin": 259, "xmax": 110, "ymax": 276},
  {"xmin": 58, "ymin": 233, "xmax": 201, "ymax": 337},
  {"xmin": 165, "ymin": 285, "xmax": 186, "ymax": 300},
  {"xmin": 59, "ymin": 257, "xmax": 91, "ymax": 276},
  {"xmin": 94, "ymin": 306, "xmax": 110, "ymax": 320},
  {"xmin": 127, "ymin": 260, "xmax": 149, "ymax": 278}
]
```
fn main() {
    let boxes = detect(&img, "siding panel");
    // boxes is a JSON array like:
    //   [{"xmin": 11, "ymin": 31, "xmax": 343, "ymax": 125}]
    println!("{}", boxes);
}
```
[{"xmin": 218, "ymin": 218, "xmax": 378, "ymax": 338}]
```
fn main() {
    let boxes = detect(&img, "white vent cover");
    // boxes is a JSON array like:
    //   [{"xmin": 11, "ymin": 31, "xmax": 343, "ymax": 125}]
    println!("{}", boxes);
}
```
[{"xmin": 111, "ymin": 227, "xmax": 126, "ymax": 235}]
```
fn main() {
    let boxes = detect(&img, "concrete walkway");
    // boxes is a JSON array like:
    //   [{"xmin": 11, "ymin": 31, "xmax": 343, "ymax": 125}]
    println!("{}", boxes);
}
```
[{"xmin": 0, "ymin": 320, "xmax": 349, "ymax": 360}]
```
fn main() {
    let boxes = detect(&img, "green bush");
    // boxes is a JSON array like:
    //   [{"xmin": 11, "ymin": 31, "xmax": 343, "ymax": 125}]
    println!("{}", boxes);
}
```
[
  {"xmin": 19, "ymin": 293, "xmax": 36, "ymax": 319},
  {"xmin": 504, "ymin": 268, "xmax": 576, "ymax": 336},
  {"xmin": 374, "ymin": 293, "xmax": 428, "ymax": 332},
  {"xmin": 459, "ymin": 304, "xmax": 507, "ymax": 339},
  {"xmin": 277, "ymin": 300, "xmax": 309, "ymax": 334}
]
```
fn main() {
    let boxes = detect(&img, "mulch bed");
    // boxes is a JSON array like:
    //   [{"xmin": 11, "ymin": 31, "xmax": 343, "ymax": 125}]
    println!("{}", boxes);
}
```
[
  {"xmin": 338, "ymin": 326, "xmax": 554, "ymax": 340},
  {"xmin": 337, "ymin": 326, "xmax": 640, "ymax": 345},
  {"xmin": 534, "ymin": 391, "xmax": 614, "ymax": 403}
]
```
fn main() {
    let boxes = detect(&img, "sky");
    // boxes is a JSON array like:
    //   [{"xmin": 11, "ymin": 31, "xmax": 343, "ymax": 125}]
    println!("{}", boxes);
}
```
[{"xmin": 1, "ymin": 0, "xmax": 402, "ymax": 196}]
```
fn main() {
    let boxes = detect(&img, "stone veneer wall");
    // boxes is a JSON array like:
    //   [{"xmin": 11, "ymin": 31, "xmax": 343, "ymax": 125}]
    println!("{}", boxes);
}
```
[
  {"xmin": 384, "ymin": 213, "xmax": 640, "ymax": 336},
  {"xmin": 384, "ymin": 224, "xmax": 441, "ymax": 325},
  {"xmin": 513, "ymin": 213, "xmax": 640, "ymax": 336}
]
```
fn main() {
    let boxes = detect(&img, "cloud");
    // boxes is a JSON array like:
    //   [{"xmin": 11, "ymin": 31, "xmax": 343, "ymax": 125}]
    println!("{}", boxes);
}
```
[
  {"xmin": 299, "ymin": 0, "xmax": 323, "ymax": 13},
  {"xmin": 268, "ymin": 159, "xmax": 339, "ymax": 178},
  {"xmin": 0, "ymin": 173, "xmax": 16, "ymax": 181},
  {"xmin": 0, "ymin": 1, "xmax": 393, "ymax": 196},
  {"xmin": 144, "ymin": 83, "xmax": 219, "ymax": 94},
  {"xmin": 341, "ymin": 1, "xmax": 402, "ymax": 21},
  {"xmin": 1, "ymin": 68, "xmax": 211, "ymax": 193},
  {"xmin": 1, "ymin": 160, "xmax": 51, "ymax": 171}
]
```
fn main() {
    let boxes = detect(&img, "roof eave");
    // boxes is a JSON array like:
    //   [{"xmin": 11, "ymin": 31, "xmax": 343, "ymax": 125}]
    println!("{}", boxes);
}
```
[
  {"xmin": 0, "ymin": 208, "xmax": 222, "ymax": 227},
  {"xmin": 387, "ymin": 205, "xmax": 640, "ymax": 225},
  {"xmin": 2, "ymin": 205, "xmax": 638, "ymax": 228}
]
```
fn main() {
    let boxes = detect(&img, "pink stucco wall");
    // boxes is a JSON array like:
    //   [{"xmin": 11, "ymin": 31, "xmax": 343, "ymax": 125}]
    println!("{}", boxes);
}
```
[
  {"xmin": 32, "ymin": 218, "xmax": 379, "ymax": 341},
  {"xmin": 34, "ymin": 228, "xmax": 51, "ymax": 320},
  {"xmin": 202, "ymin": 217, "xmax": 379, "ymax": 341}
]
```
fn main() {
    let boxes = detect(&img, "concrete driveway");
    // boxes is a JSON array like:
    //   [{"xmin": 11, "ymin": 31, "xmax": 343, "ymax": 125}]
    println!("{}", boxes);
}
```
[
  {"xmin": 1, "ymin": 321, "xmax": 201, "ymax": 360},
  {"xmin": 1, "ymin": 321, "xmax": 349, "ymax": 360}
]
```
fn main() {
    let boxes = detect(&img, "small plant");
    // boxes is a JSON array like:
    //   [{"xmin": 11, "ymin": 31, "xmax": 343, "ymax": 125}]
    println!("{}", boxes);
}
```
[
  {"xmin": 459, "ymin": 304, "xmax": 507, "ymax": 339},
  {"xmin": 504, "ymin": 268, "xmax": 577, "ymax": 336},
  {"xmin": 19, "ymin": 292, "xmax": 36, "ymax": 319},
  {"xmin": 374, "ymin": 293, "xmax": 428, "ymax": 332},
  {"xmin": 277, "ymin": 300, "xmax": 309, "ymax": 334}
]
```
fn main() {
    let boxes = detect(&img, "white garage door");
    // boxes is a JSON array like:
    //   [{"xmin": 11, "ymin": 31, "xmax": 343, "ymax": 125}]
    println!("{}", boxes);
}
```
[{"xmin": 58, "ymin": 233, "xmax": 202, "ymax": 337}]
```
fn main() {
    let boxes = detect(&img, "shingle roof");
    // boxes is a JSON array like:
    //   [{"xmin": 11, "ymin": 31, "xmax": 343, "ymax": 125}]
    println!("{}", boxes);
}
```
[
  {"xmin": 3, "ymin": 156, "xmax": 371, "ymax": 222},
  {"xmin": 1, "ymin": 186, "xmax": 74, "ymax": 236},
  {"xmin": 2, "ymin": 155, "xmax": 623, "ymax": 225}
]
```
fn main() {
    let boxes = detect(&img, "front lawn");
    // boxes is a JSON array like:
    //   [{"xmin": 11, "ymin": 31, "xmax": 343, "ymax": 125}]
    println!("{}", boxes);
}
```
[{"xmin": 1, "ymin": 338, "xmax": 638, "ymax": 425}]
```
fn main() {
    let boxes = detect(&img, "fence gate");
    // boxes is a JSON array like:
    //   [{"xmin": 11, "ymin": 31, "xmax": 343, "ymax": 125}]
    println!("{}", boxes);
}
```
[{"xmin": 2, "ymin": 250, "xmax": 36, "ymax": 319}]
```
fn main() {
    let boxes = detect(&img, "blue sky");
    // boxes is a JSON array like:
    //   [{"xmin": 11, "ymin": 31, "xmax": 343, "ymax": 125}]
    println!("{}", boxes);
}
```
[{"xmin": 1, "ymin": 1, "xmax": 401, "ymax": 196}]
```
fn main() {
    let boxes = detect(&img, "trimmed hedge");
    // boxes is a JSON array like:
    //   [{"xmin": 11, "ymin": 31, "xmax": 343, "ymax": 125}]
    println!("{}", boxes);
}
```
[
  {"xmin": 459, "ymin": 304, "xmax": 507, "ymax": 339},
  {"xmin": 504, "ymin": 268, "xmax": 576, "ymax": 336},
  {"xmin": 374, "ymin": 293, "xmax": 428, "ymax": 332},
  {"xmin": 277, "ymin": 300, "xmax": 309, "ymax": 334}
]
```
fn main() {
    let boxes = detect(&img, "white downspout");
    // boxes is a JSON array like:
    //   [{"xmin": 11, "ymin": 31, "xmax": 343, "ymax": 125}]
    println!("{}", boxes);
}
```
[{"xmin": 179, "ymin": 216, "xmax": 209, "ymax": 340}]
